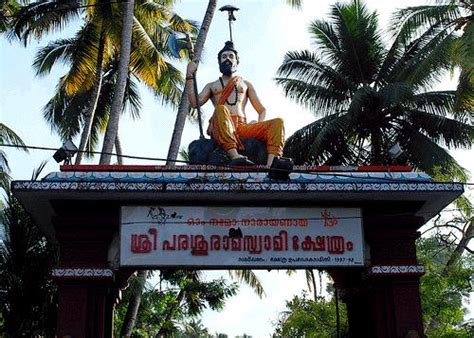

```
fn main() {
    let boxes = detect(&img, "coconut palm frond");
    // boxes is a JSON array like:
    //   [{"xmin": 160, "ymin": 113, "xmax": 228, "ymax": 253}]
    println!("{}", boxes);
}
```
[
  {"xmin": 151, "ymin": 62, "xmax": 183, "ymax": 107},
  {"xmin": 31, "ymin": 160, "xmax": 48, "ymax": 181},
  {"xmin": 285, "ymin": 0, "xmax": 302, "ymax": 10},
  {"xmin": 284, "ymin": 114, "xmax": 352, "ymax": 165},
  {"xmin": 309, "ymin": 20, "xmax": 340, "ymax": 60},
  {"xmin": 411, "ymin": 90, "xmax": 457, "ymax": 116},
  {"xmin": 278, "ymin": 50, "xmax": 355, "ymax": 92},
  {"xmin": 61, "ymin": 22, "xmax": 102, "ymax": 95},
  {"xmin": 42, "ymin": 80, "xmax": 86, "ymax": 141},
  {"xmin": 391, "ymin": 4, "xmax": 460, "ymax": 44},
  {"xmin": 400, "ymin": 31, "xmax": 455, "ymax": 89},
  {"xmin": 403, "ymin": 109, "xmax": 473, "ymax": 148},
  {"xmin": 32, "ymin": 37, "xmax": 76, "ymax": 77},
  {"xmin": 11, "ymin": 0, "xmax": 83, "ymax": 45},
  {"xmin": 0, "ymin": 123, "xmax": 26, "ymax": 149},
  {"xmin": 398, "ymin": 124, "xmax": 468, "ymax": 181},
  {"xmin": 329, "ymin": 0, "xmax": 384, "ymax": 84},
  {"xmin": 228, "ymin": 270, "xmax": 265, "ymax": 298},
  {"xmin": 276, "ymin": 78, "xmax": 347, "ymax": 116},
  {"xmin": 277, "ymin": 0, "xmax": 472, "ymax": 171}
]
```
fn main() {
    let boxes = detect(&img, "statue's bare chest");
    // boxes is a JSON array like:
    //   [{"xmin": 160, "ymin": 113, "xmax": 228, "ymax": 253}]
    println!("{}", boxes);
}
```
[{"xmin": 210, "ymin": 78, "xmax": 247, "ymax": 103}]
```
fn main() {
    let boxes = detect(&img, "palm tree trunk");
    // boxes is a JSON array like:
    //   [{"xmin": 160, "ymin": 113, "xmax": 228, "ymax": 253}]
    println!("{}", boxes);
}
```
[
  {"xmin": 306, "ymin": 269, "xmax": 317, "ymax": 301},
  {"xmin": 166, "ymin": 0, "xmax": 218, "ymax": 165},
  {"xmin": 115, "ymin": 133, "xmax": 123, "ymax": 165},
  {"xmin": 370, "ymin": 128, "xmax": 383, "ymax": 164},
  {"xmin": 157, "ymin": 287, "xmax": 187, "ymax": 336},
  {"xmin": 120, "ymin": 269, "xmax": 147, "ymax": 337},
  {"xmin": 100, "ymin": 0, "xmax": 134, "ymax": 165},
  {"xmin": 443, "ymin": 218, "xmax": 473, "ymax": 272},
  {"xmin": 310, "ymin": 270, "xmax": 318, "ymax": 300},
  {"xmin": 75, "ymin": 30, "xmax": 106, "ymax": 165},
  {"xmin": 318, "ymin": 270, "xmax": 323, "ymax": 296}
]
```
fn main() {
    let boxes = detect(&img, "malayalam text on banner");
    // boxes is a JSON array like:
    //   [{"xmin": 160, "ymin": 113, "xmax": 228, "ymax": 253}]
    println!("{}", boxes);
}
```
[{"xmin": 120, "ymin": 206, "xmax": 364, "ymax": 268}]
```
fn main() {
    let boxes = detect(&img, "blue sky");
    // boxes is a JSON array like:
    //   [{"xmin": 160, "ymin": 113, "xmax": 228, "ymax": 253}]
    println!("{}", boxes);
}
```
[{"xmin": 1, "ymin": 0, "xmax": 472, "ymax": 336}]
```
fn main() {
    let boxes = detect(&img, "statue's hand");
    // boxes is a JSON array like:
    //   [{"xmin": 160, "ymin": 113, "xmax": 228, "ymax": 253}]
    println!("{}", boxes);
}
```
[{"xmin": 186, "ymin": 59, "xmax": 198, "ymax": 78}]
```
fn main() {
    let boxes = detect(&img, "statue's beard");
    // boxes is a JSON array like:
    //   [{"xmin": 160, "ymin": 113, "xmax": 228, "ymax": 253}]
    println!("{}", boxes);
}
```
[{"xmin": 219, "ymin": 60, "xmax": 236, "ymax": 75}]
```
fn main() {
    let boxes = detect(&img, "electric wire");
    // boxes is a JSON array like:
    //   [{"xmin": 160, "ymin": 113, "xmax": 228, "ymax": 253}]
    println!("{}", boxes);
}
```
[
  {"xmin": 1, "ymin": 143, "xmax": 474, "ymax": 186},
  {"xmin": 120, "ymin": 206, "xmax": 474, "ymax": 226}
]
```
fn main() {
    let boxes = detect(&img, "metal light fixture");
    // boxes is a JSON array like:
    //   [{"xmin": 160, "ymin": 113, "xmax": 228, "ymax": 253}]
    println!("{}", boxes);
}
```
[
  {"xmin": 53, "ymin": 140, "xmax": 78, "ymax": 164},
  {"xmin": 268, "ymin": 157, "xmax": 294, "ymax": 181},
  {"xmin": 388, "ymin": 142, "xmax": 403, "ymax": 159}
]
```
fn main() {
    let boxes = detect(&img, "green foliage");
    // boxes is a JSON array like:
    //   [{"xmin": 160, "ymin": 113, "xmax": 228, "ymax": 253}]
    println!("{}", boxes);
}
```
[
  {"xmin": 178, "ymin": 318, "xmax": 210, "ymax": 337},
  {"xmin": 0, "ymin": 123, "xmax": 27, "ymax": 178},
  {"xmin": 0, "ymin": 0, "xmax": 21, "ymax": 33},
  {"xmin": 42, "ymin": 59, "xmax": 142, "ymax": 151},
  {"xmin": 391, "ymin": 0, "xmax": 474, "ymax": 112},
  {"xmin": 9, "ymin": 0, "xmax": 197, "ymax": 155},
  {"xmin": 278, "ymin": 0, "xmax": 473, "ymax": 178},
  {"xmin": 285, "ymin": 0, "xmax": 302, "ymax": 10},
  {"xmin": 0, "ymin": 182, "xmax": 58, "ymax": 336},
  {"xmin": 114, "ymin": 270, "xmax": 238, "ymax": 337},
  {"xmin": 417, "ymin": 235, "xmax": 474, "ymax": 337},
  {"xmin": 273, "ymin": 291, "xmax": 348, "ymax": 338},
  {"xmin": 228, "ymin": 270, "xmax": 265, "ymax": 298}
]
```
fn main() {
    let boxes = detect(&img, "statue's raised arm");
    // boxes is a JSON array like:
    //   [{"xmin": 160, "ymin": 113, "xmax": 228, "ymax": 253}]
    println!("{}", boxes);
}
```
[{"xmin": 185, "ymin": 60, "xmax": 212, "ymax": 108}]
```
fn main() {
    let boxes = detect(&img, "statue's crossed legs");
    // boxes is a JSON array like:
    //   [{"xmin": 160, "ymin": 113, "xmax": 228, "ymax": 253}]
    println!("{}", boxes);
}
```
[{"xmin": 208, "ymin": 105, "xmax": 285, "ymax": 166}]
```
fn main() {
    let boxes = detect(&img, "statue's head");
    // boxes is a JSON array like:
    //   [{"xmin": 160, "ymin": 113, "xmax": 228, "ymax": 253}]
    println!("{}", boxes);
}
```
[{"xmin": 218, "ymin": 41, "xmax": 239, "ymax": 76}]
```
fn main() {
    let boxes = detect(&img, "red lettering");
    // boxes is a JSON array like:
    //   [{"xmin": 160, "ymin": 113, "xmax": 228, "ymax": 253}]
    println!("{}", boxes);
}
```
[
  {"xmin": 273, "ymin": 230, "xmax": 288, "ymax": 251},
  {"xmin": 178, "ymin": 234, "xmax": 189, "ymax": 250},
  {"xmin": 264, "ymin": 235, "xmax": 272, "ymax": 250},
  {"xmin": 163, "ymin": 235, "xmax": 176, "ymax": 250},
  {"xmin": 130, "ymin": 232, "xmax": 152, "ymax": 253},
  {"xmin": 148, "ymin": 228, "xmax": 158, "ymax": 250},
  {"xmin": 346, "ymin": 241, "xmax": 353, "ymax": 251},
  {"xmin": 210, "ymin": 235, "xmax": 221, "ymax": 250},
  {"xmin": 292, "ymin": 235, "xmax": 299, "ymax": 251},
  {"xmin": 301, "ymin": 236, "xmax": 315, "ymax": 251},
  {"xmin": 315, "ymin": 236, "xmax": 325, "ymax": 251},
  {"xmin": 231, "ymin": 237, "xmax": 242, "ymax": 251},
  {"xmin": 327, "ymin": 236, "xmax": 345, "ymax": 254},
  {"xmin": 191, "ymin": 235, "xmax": 209, "ymax": 255},
  {"xmin": 243, "ymin": 235, "xmax": 263, "ymax": 254}
]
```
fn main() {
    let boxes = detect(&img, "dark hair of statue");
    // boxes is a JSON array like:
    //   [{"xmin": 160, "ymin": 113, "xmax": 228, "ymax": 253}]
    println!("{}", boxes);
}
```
[{"xmin": 217, "ymin": 41, "xmax": 239, "ymax": 64}]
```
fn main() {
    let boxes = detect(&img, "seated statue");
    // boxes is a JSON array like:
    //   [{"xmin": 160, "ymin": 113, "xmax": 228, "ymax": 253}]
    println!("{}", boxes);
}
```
[{"xmin": 186, "ymin": 41, "xmax": 285, "ymax": 166}]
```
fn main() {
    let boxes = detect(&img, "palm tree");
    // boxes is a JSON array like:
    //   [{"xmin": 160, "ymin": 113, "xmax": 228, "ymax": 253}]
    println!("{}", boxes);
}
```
[
  {"xmin": 13, "ymin": 1, "xmax": 194, "ymax": 164},
  {"xmin": 180, "ymin": 318, "xmax": 210, "ymax": 337},
  {"xmin": 0, "ymin": 162, "xmax": 58, "ymax": 336},
  {"xmin": 278, "ymin": 0, "xmax": 472, "ymax": 179},
  {"xmin": 100, "ymin": 0, "xmax": 135, "ymax": 164},
  {"xmin": 39, "ymin": 57, "xmax": 143, "ymax": 155},
  {"xmin": 100, "ymin": 0, "xmax": 196, "ymax": 164},
  {"xmin": 392, "ymin": 0, "xmax": 474, "ymax": 112}
]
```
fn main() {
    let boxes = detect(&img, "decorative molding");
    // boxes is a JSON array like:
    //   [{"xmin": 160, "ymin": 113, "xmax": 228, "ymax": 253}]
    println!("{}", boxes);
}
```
[
  {"xmin": 52, "ymin": 268, "xmax": 113, "ymax": 279},
  {"xmin": 368, "ymin": 265, "xmax": 425, "ymax": 276},
  {"xmin": 12, "ymin": 180, "xmax": 463, "ymax": 194},
  {"xmin": 41, "ymin": 170, "xmax": 433, "ymax": 184},
  {"xmin": 60, "ymin": 164, "xmax": 414, "ymax": 172}
]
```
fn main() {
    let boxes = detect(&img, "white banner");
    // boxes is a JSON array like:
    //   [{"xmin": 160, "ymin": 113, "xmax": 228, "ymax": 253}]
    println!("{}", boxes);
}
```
[{"xmin": 120, "ymin": 206, "xmax": 364, "ymax": 268}]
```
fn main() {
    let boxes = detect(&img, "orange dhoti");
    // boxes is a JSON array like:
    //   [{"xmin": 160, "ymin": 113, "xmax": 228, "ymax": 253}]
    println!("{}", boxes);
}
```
[{"xmin": 207, "ymin": 105, "xmax": 285, "ymax": 156}]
